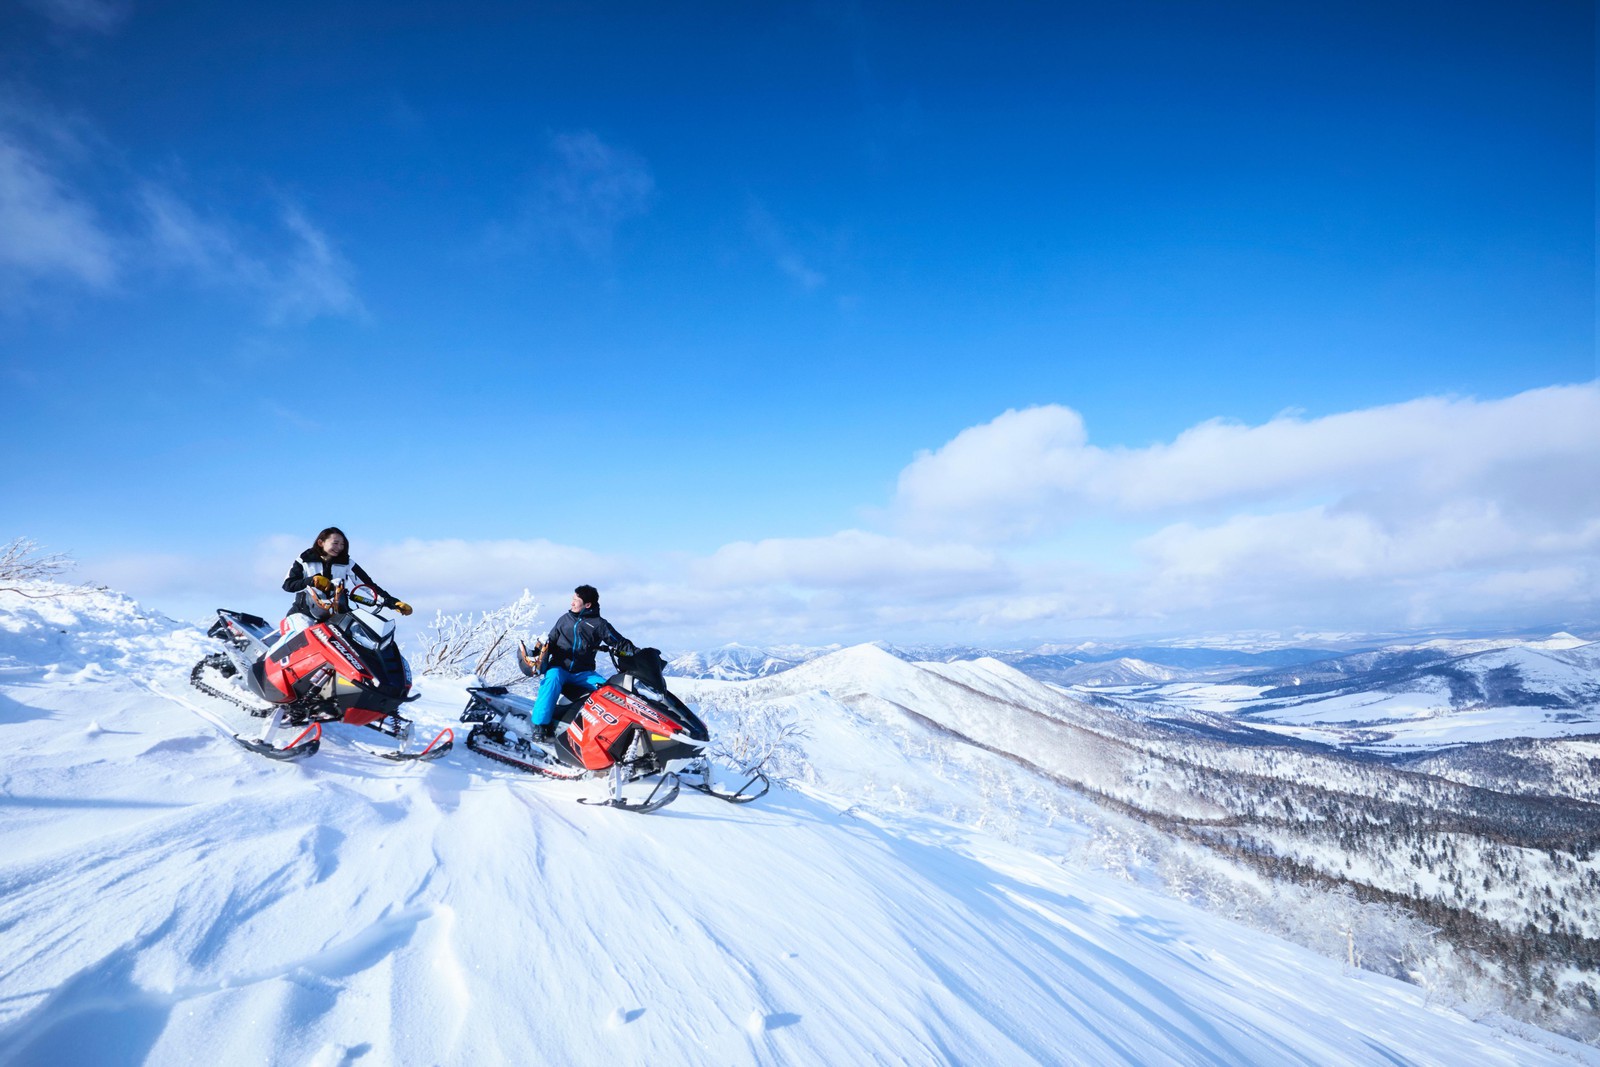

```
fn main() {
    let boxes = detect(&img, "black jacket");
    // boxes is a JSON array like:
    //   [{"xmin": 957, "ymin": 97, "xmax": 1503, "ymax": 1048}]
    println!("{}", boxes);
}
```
[
  {"xmin": 282, "ymin": 549, "xmax": 392, "ymax": 617},
  {"xmin": 540, "ymin": 606, "xmax": 628, "ymax": 674}
]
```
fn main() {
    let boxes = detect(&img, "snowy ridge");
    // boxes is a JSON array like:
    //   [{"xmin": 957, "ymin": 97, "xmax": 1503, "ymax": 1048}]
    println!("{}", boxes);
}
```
[
  {"xmin": 1051, "ymin": 656, "xmax": 1186, "ymax": 686},
  {"xmin": 2, "ymin": 588, "xmax": 1596, "ymax": 1063}
]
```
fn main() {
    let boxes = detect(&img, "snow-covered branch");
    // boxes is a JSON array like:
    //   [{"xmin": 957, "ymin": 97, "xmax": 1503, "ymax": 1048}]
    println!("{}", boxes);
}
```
[
  {"xmin": 0, "ymin": 537, "xmax": 83, "ymax": 598},
  {"xmin": 416, "ymin": 591, "xmax": 542, "ymax": 685},
  {"xmin": 694, "ymin": 690, "xmax": 813, "ymax": 786}
]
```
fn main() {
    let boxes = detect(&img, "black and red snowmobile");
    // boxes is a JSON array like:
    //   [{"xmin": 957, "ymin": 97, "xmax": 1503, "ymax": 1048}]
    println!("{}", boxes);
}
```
[
  {"xmin": 190, "ymin": 583, "xmax": 451, "ymax": 762},
  {"xmin": 461, "ymin": 642, "xmax": 767, "ymax": 814}
]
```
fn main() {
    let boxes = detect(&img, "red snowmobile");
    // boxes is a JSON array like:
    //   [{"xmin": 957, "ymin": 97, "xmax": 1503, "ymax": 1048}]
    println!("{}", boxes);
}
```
[
  {"xmin": 461, "ymin": 643, "xmax": 768, "ymax": 814},
  {"xmin": 191, "ymin": 583, "xmax": 451, "ymax": 762}
]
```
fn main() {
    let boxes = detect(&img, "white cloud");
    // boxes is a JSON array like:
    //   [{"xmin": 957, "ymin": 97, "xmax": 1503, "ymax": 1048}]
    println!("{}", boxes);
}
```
[
  {"xmin": 0, "ymin": 128, "xmax": 118, "ymax": 291},
  {"xmin": 691, "ymin": 530, "xmax": 1006, "ymax": 597},
  {"xmin": 874, "ymin": 382, "xmax": 1600, "ymax": 635},
  {"xmin": 80, "ymin": 383, "xmax": 1600, "ymax": 645},
  {"xmin": 895, "ymin": 384, "xmax": 1600, "ymax": 541},
  {"xmin": 362, "ymin": 538, "xmax": 627, "ymax": 613}
]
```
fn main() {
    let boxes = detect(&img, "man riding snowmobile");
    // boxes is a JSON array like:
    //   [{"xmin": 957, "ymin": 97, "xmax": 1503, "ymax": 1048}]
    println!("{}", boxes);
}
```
[
  {"xmin": 460, "ymin": 585, "xmax": 768, "ymax": 812},
  {"xmin": 525, "ymin": 584, "xmax": 632, "ymax": 741}
]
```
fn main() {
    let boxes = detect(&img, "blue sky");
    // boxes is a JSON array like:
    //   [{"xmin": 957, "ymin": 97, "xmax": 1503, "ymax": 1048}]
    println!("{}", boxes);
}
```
[{"xmin": 2, "ymin": 0, "xmax": 1595, "ymax": 645}]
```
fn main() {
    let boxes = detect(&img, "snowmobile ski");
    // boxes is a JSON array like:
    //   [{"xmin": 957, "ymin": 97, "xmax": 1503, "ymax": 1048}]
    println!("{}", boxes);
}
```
[
  {"xmin": 159, "ymin": 674, "xmax": 324, "ymax": 761},
  {"xmin": 355, "ymin": 728, "xmax": 455, "ymax": 762},
  {"xmin": 681, "ymin": 764, "xmax": 771, "ymax": 804},
  {"xmin": 235, "ymin": 721, "xmax": 322, "ymax": 761},
  {"xmin": 578, "ymin": 765, "xmax": 682, "ymax": 814}
]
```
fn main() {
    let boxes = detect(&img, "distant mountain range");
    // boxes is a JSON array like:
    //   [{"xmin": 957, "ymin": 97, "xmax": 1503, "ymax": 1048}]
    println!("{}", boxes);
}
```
[{"xmin": 666, "ymin": 639, "xmax": 1346, "ymax": 682}]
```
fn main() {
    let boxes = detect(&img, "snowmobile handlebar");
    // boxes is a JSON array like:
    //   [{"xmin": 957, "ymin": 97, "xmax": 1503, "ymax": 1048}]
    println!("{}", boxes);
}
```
[{"xmin": 308, "ymin": 582, "xmax": 406, "ymax": 616}]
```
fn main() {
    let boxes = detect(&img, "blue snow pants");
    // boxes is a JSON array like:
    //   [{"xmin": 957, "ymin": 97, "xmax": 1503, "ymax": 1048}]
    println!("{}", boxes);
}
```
[{"xmin": 533, "ymin": 667, "xmax": 607, "ymax": 726}]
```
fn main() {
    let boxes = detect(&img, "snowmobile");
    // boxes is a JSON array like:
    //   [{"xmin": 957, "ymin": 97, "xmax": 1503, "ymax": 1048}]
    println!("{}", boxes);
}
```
[
  {"xmin": 190, "ymin": 582, "xmax": 452, "ymax": 762},
  {"xmin": 460, "ymin": 642, "xmax": 768, "ymax": 814}
]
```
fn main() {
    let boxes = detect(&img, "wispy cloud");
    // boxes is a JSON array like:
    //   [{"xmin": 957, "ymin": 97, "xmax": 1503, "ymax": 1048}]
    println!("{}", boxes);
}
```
[
  {"xmin": 0, "ymin": 87, "xmax": 361, "ymax": 323},
  {"xmin": 22, "ymin": 0, "xmax": 128, "ymax": 34},
  {"xmin": 745, "ymin": 200, "xmax": 827, "ymax": 290},
  {"xmin": 266, "ymin": 204, "xmax": 364, "ymax": 322},
  {"xmin": 0, "ymin": 123, "xmax": 118, "ymax": 293},
  {"xmin": 813, "ymin": 0, "xmax": 922, "ymax": 166},
  {"xmin": 139, "ymin": 186, "xmax": 363, "ymax": 323},
  {"xmin": 489, "ymin": 131, "xmax": 654, "ymax": 260}
]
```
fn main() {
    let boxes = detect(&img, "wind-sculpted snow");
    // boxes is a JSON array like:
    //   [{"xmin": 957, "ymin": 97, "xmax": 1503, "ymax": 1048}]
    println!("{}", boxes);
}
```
[{"xmin": 2, "ymin": 589, "xmax": 1596, "ymax": 1064}]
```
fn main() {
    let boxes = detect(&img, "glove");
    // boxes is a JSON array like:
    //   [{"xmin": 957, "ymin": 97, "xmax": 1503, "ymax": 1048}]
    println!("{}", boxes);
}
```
[
  {"xmin": 393, "ymin": 600, "xmax": 413, "ymax": 616},
  {"xmin": 310, "ymin": 575, "xmax": 332, "ymax": 592},
  {"xmin": 614, "ymin": 639, "xmax": 638, "ymax": 659}
]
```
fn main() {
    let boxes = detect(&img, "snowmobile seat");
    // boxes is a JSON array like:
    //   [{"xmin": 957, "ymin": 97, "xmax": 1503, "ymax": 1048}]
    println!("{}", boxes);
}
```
[
  {"xmin": 560, "ymin": 681, "xmax": 596, "ymax": 703},
  {"xmin": 469, "ymin": 685, "xmax": 511, "ymax": 697},
  {"xmin": 227, "ymin": 609, "xmax": 272, "ymax": 630}
]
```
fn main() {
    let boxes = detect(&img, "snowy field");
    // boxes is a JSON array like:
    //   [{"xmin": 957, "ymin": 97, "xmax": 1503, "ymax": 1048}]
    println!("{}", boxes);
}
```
[{"xmin": 2, "ymin": 588, "xmax": 1597, "ymax": 1065}]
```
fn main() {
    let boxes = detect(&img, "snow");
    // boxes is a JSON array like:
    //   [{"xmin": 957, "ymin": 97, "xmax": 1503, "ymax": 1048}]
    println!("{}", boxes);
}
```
[{"xmin": 2, "ymin": 587, "xmax": 1595, "ymax": 1065}]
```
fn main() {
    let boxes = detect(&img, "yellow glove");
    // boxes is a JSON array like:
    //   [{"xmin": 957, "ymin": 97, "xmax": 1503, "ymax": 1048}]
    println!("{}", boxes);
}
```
[
  {"xmin": 393, "ymin": 600, "xmax": 413, "ymax": 616},
  {"xmin": 310, "ymin": 575, "xmax": 332, "ymax": 592}
]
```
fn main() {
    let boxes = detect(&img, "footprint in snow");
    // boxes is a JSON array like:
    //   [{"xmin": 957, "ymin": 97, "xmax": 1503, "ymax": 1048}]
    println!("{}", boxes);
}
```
[
  {"xmin": 746, "ymin": 1010, "xmax": 802, "ymax": 1035},
  {"xmin": 605, "ymin": 1007, "xmax": 645, "ymax": 1028}
]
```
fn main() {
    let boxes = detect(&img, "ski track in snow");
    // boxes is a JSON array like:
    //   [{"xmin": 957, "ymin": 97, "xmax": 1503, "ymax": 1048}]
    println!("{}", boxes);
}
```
[{"xmin": 2, "ymin": 591, "xmax": 1597, "ymax": 1065}]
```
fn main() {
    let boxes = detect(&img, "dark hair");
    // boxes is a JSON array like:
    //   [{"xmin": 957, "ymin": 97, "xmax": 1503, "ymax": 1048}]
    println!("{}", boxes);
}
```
[
  {"xmin": 310, "ymin": 527, "xmax": 350, "ymax": 564},
  {"xmin": 574, "ymin": 584, "xmax": 599, "ymax": 609}
]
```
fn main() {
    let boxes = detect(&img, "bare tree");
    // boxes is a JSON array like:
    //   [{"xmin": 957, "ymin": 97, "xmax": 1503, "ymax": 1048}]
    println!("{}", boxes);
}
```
[
  {"xmin": 0, "ymin": 537, "xmax": 80, "ymax": 598},
  {"xmin": 416, "ymin": 591, "xmax": 543, "ymax": 685}
]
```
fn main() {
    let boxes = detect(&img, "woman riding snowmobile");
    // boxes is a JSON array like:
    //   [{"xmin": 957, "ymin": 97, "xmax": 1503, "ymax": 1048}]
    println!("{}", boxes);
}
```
[{"xmin": 283, "ymin": 526, "xmax": 412, "ymax": 626}]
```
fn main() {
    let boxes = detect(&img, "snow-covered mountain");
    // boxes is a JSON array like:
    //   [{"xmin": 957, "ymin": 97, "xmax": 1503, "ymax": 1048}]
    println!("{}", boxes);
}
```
[
  {"xmin": 666, "ymin": 640, "xmax": 1344, "ymax": 684},
  {"xmin": 665, "ymin": 641, "xmax": 837, "ymax": 680},
  {"xmin": 1099, "ymin": 636, "xmax": 1600, "ymax": 753},
  {"xmin": 4, "ymin": 587, "xmax": 1597, "ymax": 1063},
  {"xmin": 665, "ymin": 640, "xmax": 988, "ymax": 679},
  {"xmin": 1048, "ymin": 656, "xmax": 1186, "ymax": 686}
]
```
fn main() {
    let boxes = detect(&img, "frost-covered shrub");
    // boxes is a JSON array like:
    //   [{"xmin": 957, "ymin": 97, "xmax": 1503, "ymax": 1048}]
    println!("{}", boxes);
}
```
[
  {"xmin": 693, "ymin": 690, "xmax": 813, "ymax": 786},
  {"xmin": 416, "ymin": 591, "xmax": 542, "ymax": 685},
  {"xmin": 0, "ymin": 537, "xmax": 84, "ymax": 599}
]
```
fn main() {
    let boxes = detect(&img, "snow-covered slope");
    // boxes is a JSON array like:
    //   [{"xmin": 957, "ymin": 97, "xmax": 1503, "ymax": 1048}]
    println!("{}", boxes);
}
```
[{"xmin": 2, "ymin": 589, "xmax": 1594, "ymax": 1065}]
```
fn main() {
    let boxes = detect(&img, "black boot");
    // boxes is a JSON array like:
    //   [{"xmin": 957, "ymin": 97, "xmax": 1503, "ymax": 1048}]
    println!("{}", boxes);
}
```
[{"xmin": 530, "ymin": 721, "xmax": 553, "ymax": 743}]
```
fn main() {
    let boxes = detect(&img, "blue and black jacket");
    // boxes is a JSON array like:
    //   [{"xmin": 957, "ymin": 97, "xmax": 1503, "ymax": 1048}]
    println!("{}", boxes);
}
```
[{"xmin": 540, "ymin": 606, "xmax": 629, "ymax": 674}]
